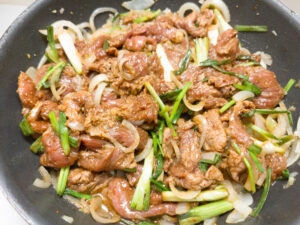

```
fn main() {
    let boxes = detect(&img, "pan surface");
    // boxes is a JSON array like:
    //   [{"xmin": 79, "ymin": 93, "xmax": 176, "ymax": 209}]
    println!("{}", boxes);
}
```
[{"xmin": 0, "ymin": 0, "xmax": 299, "ymax": 224}]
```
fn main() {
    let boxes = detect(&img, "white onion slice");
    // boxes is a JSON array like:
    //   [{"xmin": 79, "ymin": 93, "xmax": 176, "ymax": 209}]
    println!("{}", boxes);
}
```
[
  {"xmin": 61, "ymin": 215, "xmax": 74, "ymax": 224},
  {"xmin": 90, "ymin": 197, "xmax": 120, "ymax": 224},
  {"xmin": 33, "ymin": 166, "xmax": 51, "ymax": 189},
  {"xmin": 204, "ymin": 217, "xmax": 218, "ymax": 225},
  {"xmin": 169, "ymin": 182, "xmax": 201, "ymax": 200},
  {"xmin": 208, "ymin": 24, "xmax": 219, "ymax": 46},
  {"xmin": 58, "ymin": 31, "xmax": 83, "ymax": 74},
  {"xmin": 232, "ymin": 90, "xmax": 254, "ymax": 102},
  {"xmin": 37, "ymin": 55, "xmax": 48, "ymax": 69},
  {"xmin": 52, "ymin": 20, "xmax": 84, "ymax": 40},
  {"xmin": 171, "ymin": 139, "xmax": 181, "ymax": 160},
  {"xmin": 25, "ymin": 67, "xmax": 37, "ymax": 80},
  {"xmin": 201, "ymin": 0, "xmax": 230, "ymax": 22},
  {"xmin": 89, "ymin": 74, "xmax": 109, "ymax": 92},
  {"xmin": 122, "ymin": 0, "xmax": 155, "ymax": 10},
  {"xmin": 266, "ymin": 115, "xmax": 278, "ymax": 133},
  {"xmin": 156, "ymin": 44, "xmax": 174, "ymax": 82},
  {"xmin": 202, "ymin": 152, "xmax": 220, "ymax": 161},
  {"xmin": 272, "ymin": 114, "xmax": 287, "ymax": 138},
  {"xmin": 94, "ymin": 83, "xmax": 108, "ymax": 106},
  {"xmin": 254, "ymin": 51, "xmax": 272, "ymax": 69},
  {"xmin": 89, "ymin": 7, "xmax": 118, "ymax": 33},
  {"xmin": 178, "ymin": 2, "xmax": 200, "ymax": 17},
  {"xmin": 183, "ymin": 95, "xmax": 205, "ymax": 112},
  {"xmin": 287, "ymin": 116, "xmax": 300, "ymax": 166},
  {"xmin": 135, "ymin": 138, "xmax": 153, "ymax": 162},
  {"xmin": 176, "ymin": 202, "xmax": 191, "ymax": 215},
  {"xmin": 193, "ymin": 115, "xmax": 208, "ymax": 150},
  {"xmin": 254, "ymin": 113, "xmax": 266, "ymax": 130}
]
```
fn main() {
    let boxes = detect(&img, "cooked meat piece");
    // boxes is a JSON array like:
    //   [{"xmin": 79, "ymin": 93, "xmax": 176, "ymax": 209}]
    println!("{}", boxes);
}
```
[
  {"xmin": 40, "ymin": 128, "xmax": 78, "ymax": 168},
  {"xmin": 67, "ymin": 168, "xmax": 112, "ymax": 194},
  {"xmin": 17, "ymin": 72, "xmax": 37, "ymax": 108},
  {"xmin": 27, "ymin": 101, "xmax": 52, "ymax": 134},
  {"xmin": 108, "ymin": 178, "xmax": 176, "ymax": 220},
  {"xmin": 228, "ymin": 101, "xmax": 255, "ymax": 147},
  {"xmin": 215, "ymin": 29, "xmax": 240, "ymax": 60},
  {"xmin": 199, "ymin": 109, "xmax": 227, "ymax": 152},
  {"xmin": 162, "ymin": 128, "xmax": 176, "ymax": 171},
  {"xmin": 137, "ymin": 127, "xmax": 149, "ymax": 150},
  {"xmin": 232, "ymin": 66, "xmax": 285, "ymax": 109},
  {"xmin": 204, "ymin": 96, "xmax": 228, "ymax": 109},
  {"xmin": 39, "ymin": 100, "xmax": 58, "ymax": 120},
  {"xmin": 33, "ymin": 64, "xmax": 53, "ymax": 85},
  {"xmin": 124, "ymin": 35, "xmax": 156, "ymax": 52},
  {"xmin": 265, "ymin": 153, "xmax": 287, "ymax": 180},
  {"xmin": 78, "ymin": 146, "xmax": 136, "ymax": 172},
  {"xmin": 126, "ymin": 164, "xmax": 143, "ymax": 187},
  {"xmin": 205, "ymin": 165, "xmax": 224, "ymax": 181},
  {"xmin": 226, "ymin": 148, "xmax": 247, "ymax": 182},
  {"xmin": 80, "ymin": 135, "xmax": 107, "ymax": 149},
  {"xmin": 206, "ymin": 67, "xmax": 239, "ymax": 88}
]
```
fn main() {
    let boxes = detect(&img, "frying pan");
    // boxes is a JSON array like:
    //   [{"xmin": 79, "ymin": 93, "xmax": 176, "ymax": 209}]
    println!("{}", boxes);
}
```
[{"xmin": 0, "ymin": 0, "xmax": 299, "ymax": 224}]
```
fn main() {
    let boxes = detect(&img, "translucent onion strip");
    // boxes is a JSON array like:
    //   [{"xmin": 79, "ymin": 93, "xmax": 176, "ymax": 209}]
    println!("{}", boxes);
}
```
[
  {"xmin": 90, "ymin": 197, "xmax": 120, "ymax": 224},
  {"xmin": 25, "ymin": 67, "xmax": 37, "ymax": 80},
  {"xmin": 94, "ymin": 83, "xmax": 108, "ymax": 106},
  {"xmin": 52, "ymin": 20, "xmax": 84, "ymax": 40},
  {"xmin": 193, "ymin": 114, "xmax": 208, "ymax": 150},
  {"xmin": 135, "ymin": 138, "xmax": 153, "ymax": 162},
  {"xmin": 89, "ymin": 7, "xmax": 118, "ymax": 33},
  {"xmin": 183, "ymin": 95, "xmax": 205, "ymax": 112},
  {"xmin": 232, "ymin": 91, "xmax": 254, "ymax": 102},
  {"xmin": 200, "ymin": 0, "xmax": 231, "ymax": 22},
  {"xmin": 178, "ymin": 2, "xmax": 200, "ymax": 17},
  {"xmin": 156, "ymin": 44, "xmax": 174, "ymax": 82},
  {"xmin": 169, "ymin": 181, "xmax": 201, "ymax": 200},
  {"xmin": 171, "ymin": 139, "xmax": 181, "ymax": 160},
  {"xmin": 33, "ymin": 166, "xmax": 51, "ymax": 189}
]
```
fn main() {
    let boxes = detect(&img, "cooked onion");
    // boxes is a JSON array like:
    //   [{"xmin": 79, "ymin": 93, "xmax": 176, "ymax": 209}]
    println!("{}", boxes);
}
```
[
  {"xmin": 94, "ymin": 83, "xmax": 108, "ymax": 106},
  {"xmin": 201, "ymin": 0, "xmax": 230, "ymax": 22},
  {"xmin": 193, "ymin": 115, "xmax": 207, "ymax": 149},
  {"xmin": 232, "ymin": 90, "xmax": 254, "ymax": 102},
  {"xmin": 90, "ymin": 197, "xmax": 120, "ymax": 224},
  {"xmin": 171, "ymin": 139, "xmax": 181, "ymax": 160},
  {"xmin": 208, "ymin": 24, "xmax": 219, "ymax": 45},
  {"xmin": 37, "ymin": 55, "xmax": 47, "ymax": 69},
  {"xmin": 122, "ymin": 0, "xmax": 155, "ymax": 10},
  {"xmin": 283, "ymin": 172, "xmax": 298, "ymax": 189},
  {"xmin": 52, "ymin": 20, "xmax": 84, "ymax": 40},
  {"xmin": 25, "ymin": 67, "xmax": 37, "ymax": 80},
  {"xmin": 254, "ymin": 51, "xmax": 272, "ymax": 68},
  {"xmin": 89, "ymin": 7, "xmax": 118, "ymax": 33},
  {"xmin": 271, "ymin": 113, "xmax": 287, "ymax": 138},
  {"xmin": 169, "ymin": 181, "xmax": 201, "ymax": 200},
  {"xmin": 156, "ymin": 44, "xmax": 174, "ymax": 82},
  {"xmin": 33, "ymin": 166, "xmax": 51, "ymax": 189},
  {"xmin": 89, "ymin": 74, "xmax": 109, "ymax": 92},
  {"xmin": 178, "ymin": 2, "xmax": 200, "ymax": 17},
  {"xmin": 176, "ymin": 202, "xmax": 191, "ymax": 214},
  {"xmin": 135, "ymin": 138, "xmax": 153, "ymax": 162},
  {"xmin": 266, "ymin": 115, "xmax": 278, "ymax": 133},
  {"xmin": 279, "ymin": 101, "xmax": 293, "ymax": 135},
  {"xmin": 204, "ymin": 217, "xmax": 218, "ymax": 225},
  {"xmin": 202, "ymin": 152, "xmax": 220, "ymax": 161},
  {"xmin": 61, "ymin": 215, "xmax": 74, "ymax": 224},
  {"xmin": 183, "ymin": 96, "xmax": 205, "ymax": 112},
  {"xmin": 254, "ymin": 113, "xmax": 266, "ymax": 130}
]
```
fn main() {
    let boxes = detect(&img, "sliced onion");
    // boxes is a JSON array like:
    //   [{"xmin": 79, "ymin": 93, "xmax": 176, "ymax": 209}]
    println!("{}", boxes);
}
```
[
  {"xmin": 178, "ymin": 2, "xmax": 200, "ymax": 17},
  {"xmin": 89, "ymin": 7, "xmax": 118, "ymax": 33},
  {"xmin": 202, "ymin": 152, "xmax": 220, "ymax": 161},
  {"xmin": 159, "ymin": 215, "xmax": 178, "ymax": 225},
  {"xmin": 183, "ymin": 96, "xmax": 205, "ymax": 112},
  {"xmin": 204, "ymin": 217, "xmax": 218, "ymax": 225},
  {"xmin": 135, "ymin": 138, "xmax": 153, "ymax": 162},
  {"xmin": 232, "ymin": 91, "xmax": 254, "ymax": 102},
  {"xmin": 77, "ymin": 22, "xmax": 91, "ymax": 29},
  {"xmin": 58, "ymin": 31, "xmax": 83, "ymax": 74},
  {"xmin": 94, "ymin": 83, "xmax": 108, "ymax": 106},
  {"xmin": 254, "ymin": 113, "xmax": 266, "ymax": 130},
  {"xmin": 171, "ymin": 73, "xmax": 184, "ymax": 88},
  {"xmin": 176, "ymin": 202, "xmax": 191, "ymax": 215},
  {"xmin": 90, "ymin": 197, "xmax": 120, "ymax": 224},
  {"xmin": 283, "ymin": 172, "xmax": 298, "ymax": 189},
  {"xmin": 89, "ymin": 74, "xmax": 109, "ymax": 92},
  {"xmin": 279, "ymin": 101, "xmax": 293, "ymax": 135},
  {"xmin": 122, "ymin": 0, "xmax": 155, "ymax": 10},
  {"xmin": 171, "ymin": 139, "xmax": 181, "ymax": 160},
  {"xmin": 226, "ymin": 210, "xmax": 247, "ymax": 224},
  {"xmin": 25, "ymin": 67, "xmax": 37, "ymax": 80},
  {"xmin": 37, "ymin": 55, "xmax": 48, "ymax": 69},
  {"xmin": 33, "ymin": 166, "xmax": 51, "ymax": 189},
  {"xmin": 208, "ymin": 24, "xmax": 219, "ymax": 46},
  {"xmin": 201, "ymin": 0, "xmax": 230, "ymax": 22},
  {"xmin": 266, "ymin": 115, "xmax": 278, "ymax": 133},
  {"xmin": 193, "ymin": 115, "xmax": 207, "ymax": 149},
  {"xmin": 61, "ymin": 215, "xmax": 74, "ymax": 224},
  {"xmin": 221, "ymin": 180, "xmax": 238, "ymax": 202},
  {"xmin": 169, "ymin": 181, "xmax": 201, "ymax": 200},
  {"xmin": 156, "ymin": 44, "xmax": 174, "ymax": 82},
  {"xmin": 51, "ymin": 20, "xmax": 84, "ymax": 40},
  {"xmin": 254, "ymin": 51, "xmax": 272, "ymax": 68},
  {"xmin": 271, "ymin": 114, "xmax": 287, "ymax": 138}
]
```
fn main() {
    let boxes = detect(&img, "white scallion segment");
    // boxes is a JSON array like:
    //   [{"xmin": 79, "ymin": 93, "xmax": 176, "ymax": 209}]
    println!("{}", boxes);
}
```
[
  {"xmin": 208, "ymin": 25, "xmax": 219, "ymax": 45},
  {"xmin": 156, "ymin": 44, "xmax": 174, "ymax": 82},
  {"xmin": 214, "ymin": 9, "xmax": 232, "ymax": 34},
  {"xmin": 232, "ymin": 91, "xmax": 254, "ymax": 102},
  {"xmin": 130, "ymin": 149, "xmax": 154, "ymax": 210},
  {"xmin": 135, "ymin": 138, "xmax": 153, "ymax": 162},
  {"xmin": 169, "ymin": 182, "xmax": 201, "ymax": 200},
  {"xmin": 178, "ymin": 2, "xmax": 200, "ymax": 17},
  {"xmin": 122, "ymin": 0, "xmax": 155, "ymax": 10},
  {"xmin": 61, "ymin": 215, "xmax": 74, "ymax": 224},
  {"xmin": 195, "ymin": 37, "xmax": 209, "ymax": 65},
  {"xmin": 58, "ymin": 31, "xmax": 83, "ymax": 74},
  {"xmin": 201, "ymin": 0, "xmax": 231, "ymax": 22},
  {"xmin": 52, "ymin": 20, "xmax": 84, "ymax": 40},
  {"xmin": 32, "ymin": 166, "xmax": 51, "ymax": 189},
  {"xmin": 287, "ymin": 116, "xmax": 300, "ymax": 166},
  {"xmin": 88, "ymin": 74, "xmax": 109, "ymax": 92},
  {"xmin": 89, "ymin": 7, "xmax": 118, "ymax": 32}
]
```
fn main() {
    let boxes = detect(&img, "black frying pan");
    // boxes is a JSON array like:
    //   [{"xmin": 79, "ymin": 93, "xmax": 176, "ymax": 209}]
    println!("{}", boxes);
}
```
[{"xmin": 0, "ymin": 0, "xmax": 299, "ymax": 224}]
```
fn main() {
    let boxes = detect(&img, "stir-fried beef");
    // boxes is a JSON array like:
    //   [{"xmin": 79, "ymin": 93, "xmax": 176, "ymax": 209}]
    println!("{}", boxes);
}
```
[
  {"xmin": 17, "ymin": 72, "xmax": 37, "ymax": 108},
  {"xmin": 265, "ymin": 153, "xmax": 287, "ymax": 180}
]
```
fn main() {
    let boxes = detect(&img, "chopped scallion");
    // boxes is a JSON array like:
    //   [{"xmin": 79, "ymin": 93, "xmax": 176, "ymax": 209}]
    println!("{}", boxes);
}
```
[
  {"xmin": 38, "ymin": 62, "xmax": 65, "ymax": 90},
  {"xmin": 249, "ymin": 152, "xmax": 264, "ymax": 173},
  {"xmin": 173, "ymin": 49, "xmax": 192, "ymax": 75},
  {"xmin": 57, "ymin": 166, "xmax": 70, "ymax": 196},
  {"xmin": 46, "ymin": 26, "xmax": 59, "ymax": 63},
  {"xmin": 248, "ymin": 143, "xmax": 262, "ymax": 154},
  {"xmin": 103, "ymin": 39, "xmax": 109, "ymax": 50},
  {"xmin": 30, "ymin": 136, "xmax": 44, "ymax": 154},
  {"xmin": 235, "ymin": 25, "xmax": 268, "ymax": 32},
  {"xmin": 247, "ymin": 123, "xmax": 279, "ymax": 140},
  {"xmin": 64, "ymin": 188, "xmax": 92, "ymax": 200},
  {"xmin": 219, "ymin": 99, "xmax": 236, "ymax": 114},
  {"xmin": 284, "ymin": 78, "xmax": 295, "ymax": 93},
  {"xmin": 19, "ymin": 115, "xmax": 34, "ymax": 136},
  {"xmin": 151, "ymin": 179, "xmax": 170, "ymax": 192}
]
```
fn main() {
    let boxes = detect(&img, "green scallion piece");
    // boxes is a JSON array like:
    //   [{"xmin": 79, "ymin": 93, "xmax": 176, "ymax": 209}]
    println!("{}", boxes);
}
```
[
  {"xmin": 284, "ymin": 78, "xmax": 296, "ymax": 93},
  {"xmin": 173, "ymin": 49, "xmax": 192, "ymax": 75},
  {"xmin": 251, "ymin": 168, "xmax": 272, "ymax": 217},
  {"xmin": 249, "ymin": 152, "xmax": 264, "ymax": 173},
  {"xmin": 248, "ymin": 143, "xmax": 262, "ymax": 154},
  {"xmin": 38, "ymin": 62, "xmax": 65, "ymax": 90},
  {"xmin": 19, "ymin": 115, "xmax": 34, "ymax": 136},
  {"xmin": 172, "ymin": 103, "xmax": 185, "ymax": 124},
  {"xmin": 199, "ymin": 162, "xmax": 208, "ymax": 173},
  {"xmin": 57, "ymin": 166, "xmax": 70, "ymax": 196},
  {"xmin": 200, "ymin": 154, "xmax": 221, "ymax": 165},
  {"xmin": 160, "ymin": 89, "xmax": 182, "ymax": 101},
  {"xmin": 59, "ymin": 111, "xmax": 70, "ymax": 155},
  {"xmin": 281, "ymin": 169, "xmax": 290, "ymax": 179},
  {"xmin": 233, "ymin": 80, "xmax": 262, "ymax": 96},
  {"xmin": 138, "ymin": 222, "xmax": 156, "ymax": 225},
  {"xmin": 103, "ymin": 39, "xmax": 109, "ymax": 50},
  {"xmin": 30, "ymin": 136, "xmax": 44, "ymax": 154},
  {"xmin": 234, "ymin": 25, "xmax": 268, "ymax": 32},
  {"xmin": 133, "ymin": 9, "xmax": 161, "ymax": 24},
  {"xmin": 46, "ymin": 26, "xmax": 59, "ymax": 63},
  {"xmin": 158, "ymin": 120, "xmax": 165, "ymax": 144},
  {"xmin": 150, "ymin": 178, "xmax": 170, "ymax": 192},
  {"xmin": 68, "ymin": 136, "xmax": 78, "ymax": 148},
  {"xmin": 219, "ymin": 99, "xmax": 236, "ymax": 114},
  {"xmin": 64, "ymin": 188, "xmax": 92, "ymax": 200},
  {"xmin": 48, "ymin": 111, "xmax": 59, "ymax": 134},
  {"xmin": 236, "ymin": 55, "xmax": 260, "ymax": 64},
  {"xmin": 278, "ymin": 135, "xmax": 294, "ymax": 146},
  {"xmin": 123, "ymin": 168, "xmax": 137, "ymax": 173},
  {"xmin": 247, "ymin": 123, "xmax": 279, "ymax": 140}
]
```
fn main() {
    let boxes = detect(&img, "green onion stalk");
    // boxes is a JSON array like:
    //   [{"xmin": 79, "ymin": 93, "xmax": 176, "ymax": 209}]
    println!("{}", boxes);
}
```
[
  {"xmin": 57, "ymin": 166, "xmax": 70, "ymax": 196},
  {"xmin": 19, "ymin": 114, "xmax": 34, "ymax": 136},
  {"xmin": 38, "ymin": 62, "xmax": 65, "ymax": 90},
  {"xmin": 194, "ymin": 37, "xmax": 209, "ymax": 65},
  {"xmin": 284, "ymin": 78, "xmax": 296, "ymax": 93},
  {"xmin": 247, "ymin": 123, "xmax": 279, "ymax": 140},
  {"xmin": 45, "ymin": 26, "xmax": 59, "ymax": 63},
  {"xmin": 133, "ymin": 9, "xmax": 161, "ymax": 24},
  {"xmin": 234, "ymin": 25, "xmax": 268, "ymax": 32},
  {"xmin": 174, "ymin": 49, "xmax": 192, "ymax": 75},
  {"xmin": 30, "ymin": 136, "xmax": 44, "ymax": 154},
  {"xmin": 64, "ymin": 188, "xmax": 92, "ymax": 200}
]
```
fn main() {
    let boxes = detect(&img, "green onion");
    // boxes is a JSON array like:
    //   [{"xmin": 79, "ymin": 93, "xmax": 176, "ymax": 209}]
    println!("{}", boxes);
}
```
[
  {"xmin": 194, "ymin": 37, "xmax": 209, "ymax": 65},
  {"xmin": 138, "ymin": 222, "xmax": 156, "ymax": 225},
  {"xmin": 251, "ymin": 168, "xmax": 272, "ymax": 217},
  {"xmin": 112, "ymin": 13, "xmax": 120, "ymax": 22},
  {"xmin": 19, "ymin": 115, "xmax": 34, "ymax": 136},
  {"xmin": 49, "ymin": 111, "xmax": 59, "ymax": 134},
  {"xmin": 30, "ymin": 136, "xmax": 44, "ymax": 154},
  {"xmin": 151, "ymin": 179, "xmax": 170, "ymax": 192},
  {"xmin": 284, "ymin": 78, "xmax": 295, "ymax": 93},
  {"xmin": 233, "ymin": 142, "xmax": 256, "ymax": 192},
  {"xmin": 249, "ymin": 152, "xmax": 264, "ymax": 173},
  {"xmin": 133, "ymin": 9, "xmax": 161, "ymax": 24},
  {"xmin": 200, "ymin": 154, "xmax": 221, "ymax": 165},
  {"xmin": 130, "ymin": 149, "xmax": 154, "ymax": 211},
  {"xmin": 179, "ymin": 200, "xmax": 234, "ymax": 225},
  {"xmin": 234, "ymin": 80, "xmax": 262, "ymax": 95},
  {"xmin": 123, "ymin": 168, "xmax": 137, "ymax": 173},
  {"xmin": 110, "ymin": 25, "xmax": 122, "ymax": 33},
  {"xmin": 199, "ymin": 162, "xmax": 208, "ymax": 173},
  {"xmin": 68, "ymin": 136, "xmax": 78, "ymax": 148},
  {"xmin": 158, "ymin": 120, "xmax": 165, "ymax": 144},
  {"xmin": 235, "ymin": 61, "xmax": 259, "ymax": 67},
  {"xmin": 219, "ymin": 99, "xmax": 236, "ymax": 114},
  {"xmin": 203, "ymin": 77, "xmax": 208, "ymax": 82},
  {"xmin": 120, "ymin": 218, "xmax": 136, "ymax": 225},
  {"xmin": 174, "ymin": 49, "xmax": 192, "ymax": 75},
  {"xmin": 172, "ymin": 103, "xmax": 185, "ymax": 124},
  {"xmin": 103, "ymin": 39, "xmax": 109, "ymax": 50},
  {"xmin": 248, "ymin": 143, "xmax": 262, "ymax": 154},
  {"xmin": 38, "ymin": 62, "xmax": 65, "ymax": 90},
  {"xmin": 59, "ymin": 111, "xmax": 70, "ymax": 155},
  {"xmin": 281, "ymin": 169, "xmax": 290, "ymax": 179},
  {"xmin": 247, "ymin": 123, "xmax": 279, "ymax": 140},
  {"xmin": 45, "ymin": 26, "xmax": 59, "ymax": 63},
  {"xmin": 278, "ymin": 135, "xmax": 294, "ymax": 146},
  {"xmin": 152, "ymin": 154, "xmax": 163, "ymax": 179},
  {"xmin": 234, "ymin": 25, "xmax": 268, "ymax": 32},
  {"xmin": 64, "ymin": 188, "xmax": 92, "ymax": 200},
  {"xmin": 199, "ymin": 59, "xmax": 231, "ymax": 67},
  {"xmin": 57, "ymin": 166, "xmax": 70, "ymax": 196},
  {"xmin": 170, "ymin": 82, "xmax": 192, "ymax": 121},
  {"xmin": 236, "ymin": 55, "xmax": 260, "ymax": 64},
  {"xmin": 160, "ymin": 89, "xmax": 182, "ymax": 101},
  {"xmin": 214, "ymin": 9, "xmax": 232, "ymax": 33}
]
